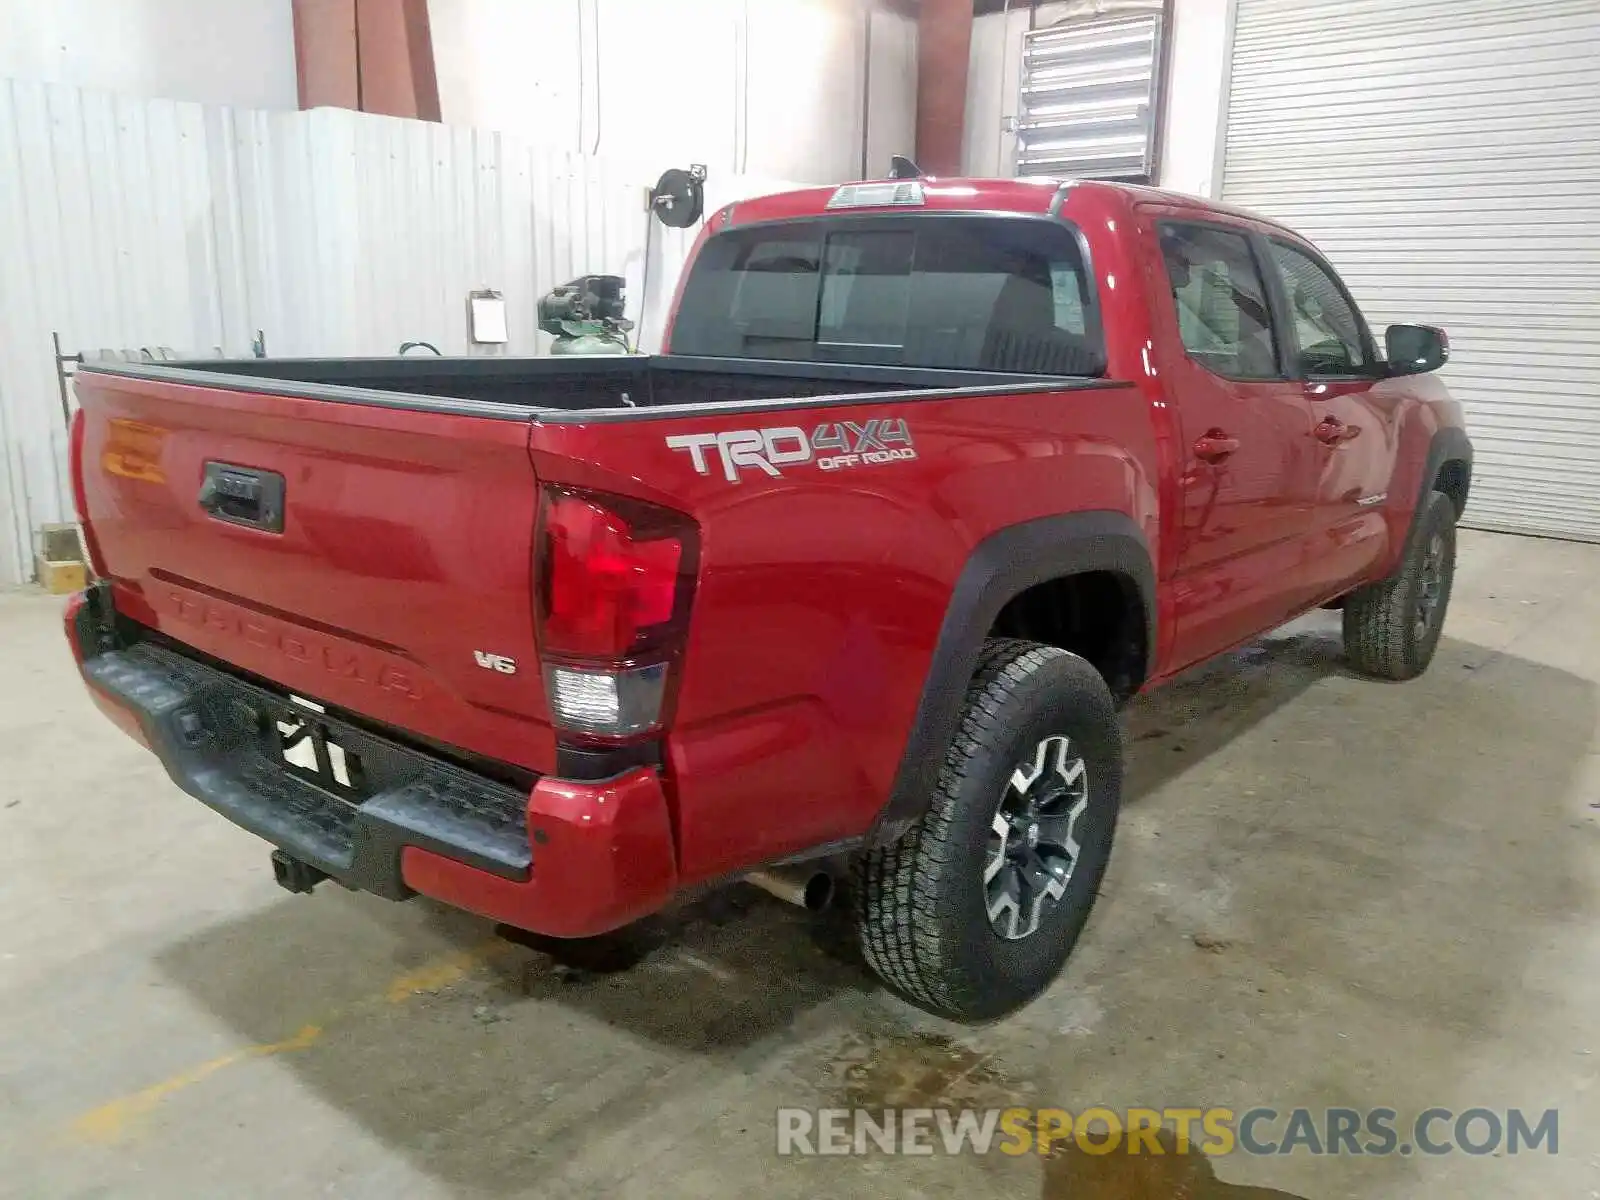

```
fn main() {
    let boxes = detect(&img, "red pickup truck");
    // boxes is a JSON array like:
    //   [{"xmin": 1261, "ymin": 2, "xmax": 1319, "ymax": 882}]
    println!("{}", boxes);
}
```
[{"xmin": 65, "ymin": 178, "xmax": 1470, "ymax": 1020}]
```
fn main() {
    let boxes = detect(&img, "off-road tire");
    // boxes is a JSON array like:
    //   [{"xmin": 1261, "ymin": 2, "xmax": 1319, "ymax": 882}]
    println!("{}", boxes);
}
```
[
  {"xmin": 855, "ymin": 639, "xmax": 1122, "ymax": 1021},
  {"xmin": 1343, "ymin": 488, "xmax": 1458, "ymax": 681}
]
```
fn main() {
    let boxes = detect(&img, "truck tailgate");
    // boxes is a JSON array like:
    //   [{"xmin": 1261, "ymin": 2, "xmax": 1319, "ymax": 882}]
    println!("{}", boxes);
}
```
[{"xmin": 73, "ymin": 369, "xmax": 556, "ymax": 773}]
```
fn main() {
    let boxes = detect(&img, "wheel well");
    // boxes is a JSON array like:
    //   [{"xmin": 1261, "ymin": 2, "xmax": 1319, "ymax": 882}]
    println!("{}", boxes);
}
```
[
  {"xmin": 988, "ymin": 571, "xmax": 1147, "ymax": 702},
  {"xmin": 1435, "ymin": 458, "xmax": 1470, "ymax": 517}
]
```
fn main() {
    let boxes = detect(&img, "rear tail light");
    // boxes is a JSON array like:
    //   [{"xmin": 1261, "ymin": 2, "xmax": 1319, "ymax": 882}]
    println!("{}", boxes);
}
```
[{"xmin": 536, "ymin": 487, "xmax": 697, "ymax": 742}]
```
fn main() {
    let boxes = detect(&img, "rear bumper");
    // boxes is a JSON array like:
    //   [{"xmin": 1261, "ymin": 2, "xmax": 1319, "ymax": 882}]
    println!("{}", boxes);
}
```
[{"xmin": 67, "ymin": 593, "xmax": 678, "ymax": 937}]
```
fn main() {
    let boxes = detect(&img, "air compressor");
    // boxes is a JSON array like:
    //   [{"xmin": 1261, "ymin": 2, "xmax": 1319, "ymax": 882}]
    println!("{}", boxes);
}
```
[{"xmin": 537, "ymin": 274, "xmax": 634, "ymax": 355}]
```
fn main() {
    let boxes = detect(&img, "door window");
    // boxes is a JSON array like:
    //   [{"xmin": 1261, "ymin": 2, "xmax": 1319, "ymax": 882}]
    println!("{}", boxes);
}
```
[
  {"xmin": 1158, "ymin": 223, "xmax": 1281, "ymax": 380},
  {"xmin": 1267, "ymin": 240, "xmax": 1370, "ymax": 376}
]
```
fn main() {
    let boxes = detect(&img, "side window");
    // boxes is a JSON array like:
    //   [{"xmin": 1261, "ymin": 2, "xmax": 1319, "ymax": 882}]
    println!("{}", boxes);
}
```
[
  {"xmin": 726, "ymin": 235, "xmax": 822, "ymax": 345},
  {"xmin": 1158, "ymin": 223, "xmax": 1281, "ymax": 380},
  {"xmin": 1267, "ymin": 240, "xmax": 1369, "ymax": 376}
]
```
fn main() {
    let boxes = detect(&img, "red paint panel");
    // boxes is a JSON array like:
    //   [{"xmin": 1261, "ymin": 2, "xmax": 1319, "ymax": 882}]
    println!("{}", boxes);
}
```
[{"xmin": 401, "ymin": 768, "xmax": 677, "ymax": 937}]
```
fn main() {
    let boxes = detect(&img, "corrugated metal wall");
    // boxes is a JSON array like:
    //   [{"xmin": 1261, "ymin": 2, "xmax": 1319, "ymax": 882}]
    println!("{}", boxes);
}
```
[{"xmin": 0, "ymin": 78, "xmax": 799, "ymax": 585}]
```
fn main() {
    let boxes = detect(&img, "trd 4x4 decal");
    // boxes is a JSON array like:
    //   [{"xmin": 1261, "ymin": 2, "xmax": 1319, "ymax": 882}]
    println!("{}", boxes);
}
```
[{"xmin": 666, "ymin": 418, "xmax": 917, "ymax": 482}]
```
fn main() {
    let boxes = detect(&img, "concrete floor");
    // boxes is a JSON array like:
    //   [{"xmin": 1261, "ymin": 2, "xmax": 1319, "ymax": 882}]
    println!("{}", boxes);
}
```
[{"xmin": 1, "ymin": 528, "xmax": 1597, "ymax": 1199}]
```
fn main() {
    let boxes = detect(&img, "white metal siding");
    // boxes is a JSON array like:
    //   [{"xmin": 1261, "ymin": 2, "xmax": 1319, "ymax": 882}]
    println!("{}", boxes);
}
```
[
  {"xmin": 0, "ymin": 78, "xmax": 799, "ymax": 585},
  {"xmin": 1222, "ymin": 0, "xmax": 1600, "ymax": 541}
]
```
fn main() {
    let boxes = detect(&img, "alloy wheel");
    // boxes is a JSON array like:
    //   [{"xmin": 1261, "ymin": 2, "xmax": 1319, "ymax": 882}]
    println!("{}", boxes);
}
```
[{"xmin": 984, "ymin": 734, "xmax": 1090, "ymax": 941}]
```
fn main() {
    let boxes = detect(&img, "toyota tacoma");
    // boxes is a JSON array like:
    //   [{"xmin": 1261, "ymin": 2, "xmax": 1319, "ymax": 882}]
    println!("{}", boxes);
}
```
[{"xmin": 64, "ymin": 177, "xmax": 1471, "ymax": 1020}]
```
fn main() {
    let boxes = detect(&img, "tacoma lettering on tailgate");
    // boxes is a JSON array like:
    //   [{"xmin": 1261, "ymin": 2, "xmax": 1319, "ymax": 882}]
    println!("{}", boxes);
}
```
[{"xmin": 167, "ymin": 592, "xmax": 423, "ymax": 700}]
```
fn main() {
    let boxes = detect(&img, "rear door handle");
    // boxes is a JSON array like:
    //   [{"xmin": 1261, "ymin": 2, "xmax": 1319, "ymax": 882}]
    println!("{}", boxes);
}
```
[
  {"xmin": 1193, "ymin": 430, "xmax": 1240, "ymax": 463},
  {"xmin": 1315, "ymin": 418, "xmax": 1361, "ymax": 445}
]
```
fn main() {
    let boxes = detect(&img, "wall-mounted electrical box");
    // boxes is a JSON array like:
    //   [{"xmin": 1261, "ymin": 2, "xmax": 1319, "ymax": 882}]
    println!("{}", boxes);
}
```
[{"xmin": 468, "ymin": 289, "xmax": 508, "ymax": 344}]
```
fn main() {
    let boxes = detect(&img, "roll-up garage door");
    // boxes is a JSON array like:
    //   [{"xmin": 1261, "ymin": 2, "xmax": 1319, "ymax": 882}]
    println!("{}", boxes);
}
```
[{"xmin": 1221, "ymin": 0, "xmax": 1600, "ymax": 540}]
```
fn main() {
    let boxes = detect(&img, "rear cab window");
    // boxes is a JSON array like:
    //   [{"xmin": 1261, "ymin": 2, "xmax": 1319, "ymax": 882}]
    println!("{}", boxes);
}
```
[{"xmin": 670, "ymin": 216, "xmax": 1106, "ymax": 376}]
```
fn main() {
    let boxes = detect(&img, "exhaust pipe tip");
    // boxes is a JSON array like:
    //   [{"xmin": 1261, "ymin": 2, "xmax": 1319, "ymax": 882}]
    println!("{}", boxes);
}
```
[
  {"xmin": 745, "ymin": 866, "xmax": 835, "ymax": 912},
  {"xmin": 800, "ymin": 870, "xmax": 835, "ymax": 912}
]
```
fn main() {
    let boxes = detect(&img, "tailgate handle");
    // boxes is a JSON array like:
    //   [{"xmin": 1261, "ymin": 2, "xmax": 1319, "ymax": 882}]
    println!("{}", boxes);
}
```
[{"xmin": 198, "ymin": 462, "xmax": 285, "ymax": 533}]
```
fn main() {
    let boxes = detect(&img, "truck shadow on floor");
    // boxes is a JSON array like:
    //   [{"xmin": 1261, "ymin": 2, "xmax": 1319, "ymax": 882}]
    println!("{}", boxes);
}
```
[
  {"xmin": 147, "ymin": 626, "xmax": 1596, "ymax": 1196},
  {"xmin": 1121, "ymin": 612, "xmax": 1357, "ymax": 805}
]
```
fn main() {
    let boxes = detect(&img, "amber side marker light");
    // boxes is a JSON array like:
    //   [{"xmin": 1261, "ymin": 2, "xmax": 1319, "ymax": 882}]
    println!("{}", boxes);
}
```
[{"xmin": 101, "ymin": 418, "xmax": 168, "ymax": 484}]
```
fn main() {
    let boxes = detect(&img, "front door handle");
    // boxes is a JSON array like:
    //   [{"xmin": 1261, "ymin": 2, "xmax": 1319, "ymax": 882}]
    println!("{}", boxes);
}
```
[
  {"xmin": 1193, "ymin": 430, "xmax": 1240, "ymax": 463},
  {"xmin": 1315, "ymin": 418, "xmax": 1362, "ymax": 445}
]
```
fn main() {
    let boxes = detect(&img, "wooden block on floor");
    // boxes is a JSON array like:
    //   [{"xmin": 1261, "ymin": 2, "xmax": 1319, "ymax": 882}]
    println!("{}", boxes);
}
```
[{"xmin": 35, "ymin": 553, "xmax": 87, "ymax": 595}]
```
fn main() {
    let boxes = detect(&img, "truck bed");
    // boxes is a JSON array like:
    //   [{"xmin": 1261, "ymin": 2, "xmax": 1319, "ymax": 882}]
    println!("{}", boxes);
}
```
[{"xmin": 80, "ymin": 355, "xmax": 1086, "ymax": 421}]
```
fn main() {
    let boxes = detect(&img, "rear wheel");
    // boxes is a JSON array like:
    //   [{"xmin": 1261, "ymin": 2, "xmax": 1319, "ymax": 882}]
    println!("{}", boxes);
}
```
[
  {"xmin": 855, "ymin": 640, "xmax": 1122, "ymax": 1021},
  {"xmin": 1343, "ymin": 488, "xmax": 1458, "ymax": 680}
]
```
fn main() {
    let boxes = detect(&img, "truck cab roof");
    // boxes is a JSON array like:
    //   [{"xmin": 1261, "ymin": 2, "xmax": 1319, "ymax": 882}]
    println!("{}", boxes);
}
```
[{"xmin": 723, "ymin": 176, "xmax": 1290, "ymax": 234}]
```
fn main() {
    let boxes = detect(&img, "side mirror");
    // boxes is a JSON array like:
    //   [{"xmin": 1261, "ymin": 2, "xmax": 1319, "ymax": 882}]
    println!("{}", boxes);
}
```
[{"xmin": 1385, "ymin": 323, "xmax": 1449, "ymax": 375}]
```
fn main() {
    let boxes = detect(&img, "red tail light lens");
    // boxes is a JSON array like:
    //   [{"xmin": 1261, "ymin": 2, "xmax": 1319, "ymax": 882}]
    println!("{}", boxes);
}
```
[
  {"xmin": 537, "ymin": 487, "xmax": 698, "ymax": 742},
  {"xmin": 538, "ymin": 488, "xmax": 696, "ymax": 662}
]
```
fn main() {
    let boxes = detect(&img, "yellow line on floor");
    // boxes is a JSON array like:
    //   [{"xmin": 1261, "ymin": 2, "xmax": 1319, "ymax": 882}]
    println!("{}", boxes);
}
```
[
  {"xmin": 71, "ymin": 1025, "xmax": 324, "ymax": 1144},
  {"xmin": 68, "ymin": 938, "xmax": 511, "ymax": 1144},
  {"xmin": 384, "ymin": 947, "xmax": 491, "ymax": 1004}
]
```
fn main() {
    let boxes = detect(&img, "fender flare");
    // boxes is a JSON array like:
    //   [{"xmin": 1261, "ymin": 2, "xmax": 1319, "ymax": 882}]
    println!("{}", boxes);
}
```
[
  {"xmin": 870, "ymin": 510, "xmax": 1155, "ymax": 844},
  {"xmin": 1375, "ymin": 424, "xmax": 1472, "ymax": 580},
  {"xmin": 1419, "ymin": 425, "xmax": 1473, "ymax": 517}
]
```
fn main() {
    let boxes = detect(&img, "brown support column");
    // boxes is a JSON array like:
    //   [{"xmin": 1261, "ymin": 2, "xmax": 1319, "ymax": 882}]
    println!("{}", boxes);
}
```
[
  {"xmin": 915, "ymin": 0, "xmax": 974, "ymax": 175},
  {"xmin": 293, "ymin": 0, "xmax": 359, "ymax": 110},
  {"xmin": 293, "ymin": 0, "xmax": 439, "ymax": 120},
  {"xmin": 354, "ymin": 0, "xmax": 441, "ymax": 120}
]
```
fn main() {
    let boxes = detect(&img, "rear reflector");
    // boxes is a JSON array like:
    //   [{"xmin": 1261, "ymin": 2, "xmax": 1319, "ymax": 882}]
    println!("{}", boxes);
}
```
[{"xmin": 826, "ymin": 181, "xmax": 926, "ymax": 210}]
